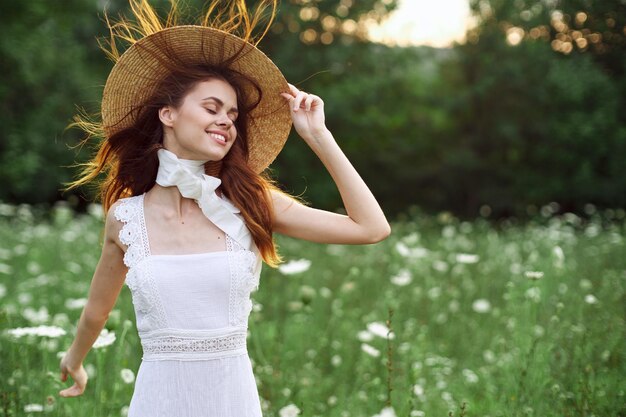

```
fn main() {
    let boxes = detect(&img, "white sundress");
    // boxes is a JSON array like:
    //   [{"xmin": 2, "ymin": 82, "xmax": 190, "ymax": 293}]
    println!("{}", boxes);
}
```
[{"xmin": 114, "ymin": 192, "xmax": 263, "ymax": 417}]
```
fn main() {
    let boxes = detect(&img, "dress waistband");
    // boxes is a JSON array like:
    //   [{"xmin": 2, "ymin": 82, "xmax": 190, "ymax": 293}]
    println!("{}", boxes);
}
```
[{"xmin": 139, "ymin": 327, "xmax": 248, "ymax": 361}]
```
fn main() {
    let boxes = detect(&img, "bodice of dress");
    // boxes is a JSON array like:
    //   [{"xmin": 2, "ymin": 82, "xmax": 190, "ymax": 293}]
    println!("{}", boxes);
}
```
[{"xmin": 114, "ymin": 193, "xmax": 261, "ymax": 361}]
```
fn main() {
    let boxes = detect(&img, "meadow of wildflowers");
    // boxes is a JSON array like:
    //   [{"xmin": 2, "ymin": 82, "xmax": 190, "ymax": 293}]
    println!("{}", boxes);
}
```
[{"xmin": 0, "ymin": 201, "xmax": 624, "ymax": 416}]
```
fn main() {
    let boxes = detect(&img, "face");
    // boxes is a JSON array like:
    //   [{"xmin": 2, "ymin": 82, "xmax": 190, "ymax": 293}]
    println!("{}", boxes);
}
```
[{"xmin": 159, "ymin": 78, "xmax": 239, "ymax": 161}]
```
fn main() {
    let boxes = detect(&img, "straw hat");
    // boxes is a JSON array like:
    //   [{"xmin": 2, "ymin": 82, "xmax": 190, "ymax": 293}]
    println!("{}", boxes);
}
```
[{"xmin": 101, "ymin": 25, "xmax": 292, "ymax": 173}]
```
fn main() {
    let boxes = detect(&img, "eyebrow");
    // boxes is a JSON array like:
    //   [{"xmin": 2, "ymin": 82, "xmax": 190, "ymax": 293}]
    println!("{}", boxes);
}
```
[{"xmin": 202, "ymin": 97, "xmax": 238, "ymax": 113}]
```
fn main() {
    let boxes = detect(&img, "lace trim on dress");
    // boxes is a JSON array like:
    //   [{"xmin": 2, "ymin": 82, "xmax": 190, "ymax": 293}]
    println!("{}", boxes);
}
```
[
  {"xmin": 227, "ymin": 240, "xmax": 259, "ymax": 328},
  {"xmin": 138, "ymin": 194, "xmax": 153, "ymax": 263},
  {"xmin": 141, "ymin": 330, "xmax": 248, "ymax": 361},
  {"xmin": 114, "ymin": 196, "xmax": 146, "ymax": 269},
  {"xmin": 114, "ymin": 194, "xmax": 168, "ymax": 330},
  {"xmin": 137, "ymin": 194, "xmax": 169, "ymax": 328},
  {"xmin": 225, "ymin": 233, "xmax": 242, "ymax": 252}
]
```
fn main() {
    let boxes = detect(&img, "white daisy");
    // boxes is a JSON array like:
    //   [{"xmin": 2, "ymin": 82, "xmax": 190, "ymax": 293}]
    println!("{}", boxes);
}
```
[
  {"xmin": 456, "ymin": 253, "xmax": 480, "ymax": 264},
  {"xmin": 373, "ymin": 406, "xmax": 397, "ymax": 417},
  {"xmin": 7, "ymin": 325, "xmax": 66, "ymax": 338},
  {"xmin": 23, "ymin": 404, "xmax": 44, "ymax": 413},
  {"xmin": 361, "ymin": 343, "xmax": 381, "ymax": 357},
  {"xmin": 524, "ymin": 271, "xmax": 544, "ymax": 280},
  {"xmin": 278, "ymin": 259, "xmax": 311, "ymax": 275},
  {"xmin": 93, "ymin": 328, "xmax": 116, "ymax": 348},
  {"xmin": 462, "ymin": 368, "xmax": 479, "ymax": 383},
  {"xmin": 120, "ymin": 368, "xmax": 135, "ymax": 384},
  {"xmin": 366, "ymin": 321, "xmax": 395, "ymax": 339},
  {"xmin": 357, "ymin": 330, "xmax": 374, "ymax": 342},
  {"xmin": 390, "ymin": 269, "xmax": 412, "ymax": 286},
  {"xmin": 64, "ymin": 298, "xmax": 88, "ymax": 310},
  {"xmin": 278, "ymin": 404, "xmax": 301, "ymax": 417},
  {"xmin": 472, "ymin": 299, "xmax": 491, "ymax": 313}
]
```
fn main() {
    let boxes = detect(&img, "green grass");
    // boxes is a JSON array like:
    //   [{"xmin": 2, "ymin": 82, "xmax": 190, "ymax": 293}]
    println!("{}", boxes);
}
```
[{"xmin": 0, "ymin": 202, "xmax": 624, "ymax": 417}]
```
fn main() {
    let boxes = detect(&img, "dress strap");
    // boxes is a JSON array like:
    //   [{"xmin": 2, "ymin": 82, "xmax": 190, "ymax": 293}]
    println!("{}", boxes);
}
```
[
  {"xmin": 114, "ymin": 194, "xmax": 150, "ymax": 268},
  {"xmin": 225, "ymin": 233, "xmax": 245, "ymax": 252}
]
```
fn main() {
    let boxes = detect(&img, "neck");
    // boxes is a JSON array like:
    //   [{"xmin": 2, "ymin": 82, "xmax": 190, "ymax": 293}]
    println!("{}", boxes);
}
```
[
  {"xmin": 151, "ymin": 148, "xmax": 220, "ymax": 219},
  {"xmin": 148, "ymin": 185, "xmax": 217, "ymax": 220}
]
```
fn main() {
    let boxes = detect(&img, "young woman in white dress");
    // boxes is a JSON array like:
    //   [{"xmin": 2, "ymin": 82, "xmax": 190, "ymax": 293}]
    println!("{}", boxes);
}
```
[{"xmin": 58, "ymin": 0, "xmax": 390, "ymax": 412}]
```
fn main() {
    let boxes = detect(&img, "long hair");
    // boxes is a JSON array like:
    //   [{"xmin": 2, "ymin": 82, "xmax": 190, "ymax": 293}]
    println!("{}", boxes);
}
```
[{"xmin": 64, "ymin": 0, "xmax": 299, "ymax": 267}]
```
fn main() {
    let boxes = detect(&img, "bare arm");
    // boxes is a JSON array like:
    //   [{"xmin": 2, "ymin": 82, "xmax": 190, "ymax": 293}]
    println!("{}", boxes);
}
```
[
  {"xmin": 273, "ymin": 84, "xmax": 391, "ymax": 244},
  {"xmin": 59, "ymin": 201, "xmax": 128, "ymax": 397}
]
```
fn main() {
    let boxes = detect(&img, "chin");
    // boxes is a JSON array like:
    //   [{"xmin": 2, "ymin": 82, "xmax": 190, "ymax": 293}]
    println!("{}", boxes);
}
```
[{"xmin": 185, "ymin": 145, "xmax": 226, "ymax": 160}]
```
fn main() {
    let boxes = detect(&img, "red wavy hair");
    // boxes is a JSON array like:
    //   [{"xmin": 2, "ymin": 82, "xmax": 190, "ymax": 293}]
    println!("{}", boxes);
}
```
[{"xmin": 63, "ymin": 0, "xmax": 300, "ymax": 267}]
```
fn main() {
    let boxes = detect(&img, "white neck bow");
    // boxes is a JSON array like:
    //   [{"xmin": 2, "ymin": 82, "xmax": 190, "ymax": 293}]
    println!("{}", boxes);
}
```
[{"xmin": 155, "ymin": 148, "xmax": 253, "ymax": 251}]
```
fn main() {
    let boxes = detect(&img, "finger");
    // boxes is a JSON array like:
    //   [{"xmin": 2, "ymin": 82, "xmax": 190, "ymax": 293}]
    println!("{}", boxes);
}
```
[
  {"xmin": 59, "ymin": 383, "xmax": 83, "ymax": 398},
  {"xmin": 287, "ymin": 83, "xmax": 299, "ymax": 95},
  {"xmin": 304, "ymin": 95, "xmax": 315, "ymax": 111},
  {"xmin": 280, "ymin": 92, "xmax": 294, "ymax": 102},
  {"xmin": 293, "ymin": 91, "xmax": 307, "ymax": 112},
  {"xmin": 311, "ymin": 94, "xmax": 323, "ymax": 109},
  {"xmin": 281, "ymin": 94, "xmax": 298, "ymax": 114},
  {"xmin": 281, "ymin": 88, "xmax": 295, "ymax": 100}
]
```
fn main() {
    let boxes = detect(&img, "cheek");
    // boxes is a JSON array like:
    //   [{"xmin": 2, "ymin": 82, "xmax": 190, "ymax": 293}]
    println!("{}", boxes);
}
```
[{"xmin": 173, "ymin": 112, "xmax": 201, "ymax": 134}]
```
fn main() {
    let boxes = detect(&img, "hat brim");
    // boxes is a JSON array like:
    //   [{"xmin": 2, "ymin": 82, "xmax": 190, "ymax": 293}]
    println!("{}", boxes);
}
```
[{"xmin": 101, "ymin": 25, "xmax": 292, "ymax": 173}]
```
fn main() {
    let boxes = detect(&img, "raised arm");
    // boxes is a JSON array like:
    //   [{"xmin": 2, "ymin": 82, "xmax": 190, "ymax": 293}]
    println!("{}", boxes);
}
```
[
  {"xmin": 59, "ymin": 201, "xmax": 128, "ymax": 397},
  {"xmin": 273, "ymin": 83, "xmax": 390, "ymax": 244}
]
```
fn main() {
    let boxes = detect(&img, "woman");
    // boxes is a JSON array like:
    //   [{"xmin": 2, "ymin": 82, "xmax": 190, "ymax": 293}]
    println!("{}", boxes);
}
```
[{"xmin": 59, "ymin": 0, "xmax": 390, "ymax": 414}]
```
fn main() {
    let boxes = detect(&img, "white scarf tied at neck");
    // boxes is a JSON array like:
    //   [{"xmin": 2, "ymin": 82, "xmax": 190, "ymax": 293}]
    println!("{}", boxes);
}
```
[{"xmin": 155, "ymin": 148, "xmax": 254, "ymax": 253}]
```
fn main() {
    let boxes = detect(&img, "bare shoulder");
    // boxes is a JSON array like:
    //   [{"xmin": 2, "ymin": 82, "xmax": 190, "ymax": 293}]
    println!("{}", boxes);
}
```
[
  {"xmin": 269, "ymin": 188, "xmax": 307, "ymax": 215},
  {"xmin": 268, "ymin": 187, "xmax": 310, "ymax": 236}
]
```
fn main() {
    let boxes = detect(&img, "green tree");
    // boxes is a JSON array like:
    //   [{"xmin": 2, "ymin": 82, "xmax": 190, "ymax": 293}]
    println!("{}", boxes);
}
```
[
  {"xmin": 445, "ymin": 0, "xmax": 626, "ymax": 216},
  {"xmin": 0, "ymin": 0, "xmax": 113, "ymax": 204},
  {"xmin": 466, "ymin": 0, "xmax": 626, "ymax": 78}
]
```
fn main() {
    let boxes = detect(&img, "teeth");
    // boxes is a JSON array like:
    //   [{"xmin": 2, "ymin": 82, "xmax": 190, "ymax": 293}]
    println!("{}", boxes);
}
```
[{"xmin": 209, "ymin": 133, "xmax": 226, "ymax": 142}]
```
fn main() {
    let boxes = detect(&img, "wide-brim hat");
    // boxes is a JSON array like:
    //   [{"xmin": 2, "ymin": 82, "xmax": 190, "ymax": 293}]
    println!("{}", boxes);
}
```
[{"xmin": 101, "ymin": 25, "xmax": 292, "ymax": 173}]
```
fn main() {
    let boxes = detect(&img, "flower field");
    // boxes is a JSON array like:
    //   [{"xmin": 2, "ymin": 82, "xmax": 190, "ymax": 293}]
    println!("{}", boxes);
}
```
[{"xmin": 0, "ymin": 202, "xmax": 624, "ymax": 416}]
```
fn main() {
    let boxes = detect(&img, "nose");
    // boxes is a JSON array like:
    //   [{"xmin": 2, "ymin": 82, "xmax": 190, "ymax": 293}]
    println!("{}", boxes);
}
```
[{"xmin": 215, "ymin": 113, "xmax": 233, "ymax": 127}]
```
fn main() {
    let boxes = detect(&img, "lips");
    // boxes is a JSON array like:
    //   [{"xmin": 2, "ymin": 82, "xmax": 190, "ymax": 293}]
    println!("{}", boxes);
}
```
[{"xmin": 207, "ymin": 131, "xmax": 227, "ymax": 146}]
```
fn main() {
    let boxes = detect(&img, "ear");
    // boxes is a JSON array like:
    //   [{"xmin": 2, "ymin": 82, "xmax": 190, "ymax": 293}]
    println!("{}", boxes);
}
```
[{"xmin": 158, "ymin": 105, "xmax": 176, "ymax": 127}]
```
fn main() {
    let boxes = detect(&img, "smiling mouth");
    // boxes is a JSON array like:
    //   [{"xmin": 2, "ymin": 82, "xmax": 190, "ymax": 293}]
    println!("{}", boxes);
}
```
[{"xmin": 207, "ymin": 132, "xmax": 227, "ymax": 145}]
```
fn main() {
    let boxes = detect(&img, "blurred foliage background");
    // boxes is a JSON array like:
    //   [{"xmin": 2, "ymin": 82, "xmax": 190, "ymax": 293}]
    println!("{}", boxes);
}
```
[{"xmin": 0, "ymin": 0, "xmax": 624, "ymax": 219}]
